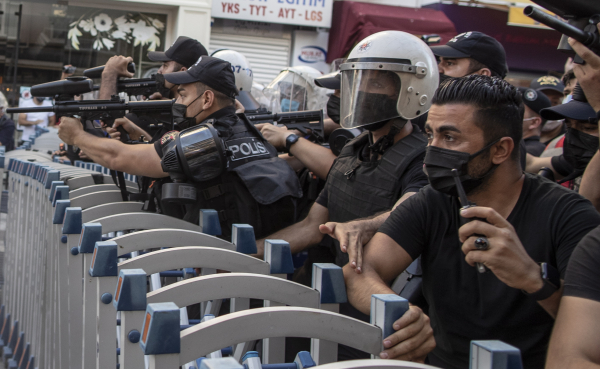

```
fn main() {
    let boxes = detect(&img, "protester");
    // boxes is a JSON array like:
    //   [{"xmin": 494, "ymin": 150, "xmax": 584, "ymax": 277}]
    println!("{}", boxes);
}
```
[
  {"xmin": 342, "ymin": 75, "xmax": 600, "ymax": 368},
  {"xmin": 0, "ymin": 94, "xmax": 15, "ymax": 151},
  {"xmin": 519, "ymin": 87, "xmax": 552, "ymax": 156}
]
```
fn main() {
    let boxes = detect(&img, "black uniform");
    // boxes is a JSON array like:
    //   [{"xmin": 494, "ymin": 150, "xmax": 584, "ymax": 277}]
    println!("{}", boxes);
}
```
[{"xmin": 154, "ymin": 106, "xmax": 302, "ymax": 239}]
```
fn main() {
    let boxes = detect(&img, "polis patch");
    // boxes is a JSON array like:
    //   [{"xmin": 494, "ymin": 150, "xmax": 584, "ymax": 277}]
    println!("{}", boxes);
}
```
[{"xmin": 224, "ymin": 137, "xmax": 270, "ymax": 161}]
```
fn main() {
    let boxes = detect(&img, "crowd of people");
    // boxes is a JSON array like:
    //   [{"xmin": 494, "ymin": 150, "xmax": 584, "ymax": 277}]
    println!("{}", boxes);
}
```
[{"xmin": 8, "ymin": 20, "xmax": 600, "ymax": 369}]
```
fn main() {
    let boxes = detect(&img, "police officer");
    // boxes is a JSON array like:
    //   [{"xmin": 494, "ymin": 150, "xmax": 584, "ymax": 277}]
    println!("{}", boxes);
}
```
[
  {"xmin": 530, "ymin": 75, "xmax": 565, "ymax": 107},
  {"xmin": 211, "ymin": 49, "xmax": 261, "ymax": 112},
  {"xmin": 58, "ymin": 56, "xmax": 301, "ymax": 239},
  {"xmin": 255, "ymin": 31, "xmax": 437, "ymax": 361},
  {"xmin": 99, "ymin": 36, "xmax": 208, "ymax": 101},
  {"xmin": 519, "ymin": 87, "xmax": 552, "ymax": 156}
]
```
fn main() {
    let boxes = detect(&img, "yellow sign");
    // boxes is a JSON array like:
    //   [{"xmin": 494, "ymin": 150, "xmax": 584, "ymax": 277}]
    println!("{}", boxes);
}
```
[{"xmin": 508, "ymin": 6, "xmax": 557, "ymax": 29}]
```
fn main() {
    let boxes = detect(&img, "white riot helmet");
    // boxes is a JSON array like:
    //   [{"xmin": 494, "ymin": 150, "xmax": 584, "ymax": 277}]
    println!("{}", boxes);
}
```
[
  {"xmin": 340, "ymin": 31, "xmax": 439, "ymax": 129},
  {"xmin": 211, "ymin": 49, "xmax": 260, "ymax": 110},
  {"xmin": 263, "ymin": 66, "xmax": 328, "ymax": 113}
]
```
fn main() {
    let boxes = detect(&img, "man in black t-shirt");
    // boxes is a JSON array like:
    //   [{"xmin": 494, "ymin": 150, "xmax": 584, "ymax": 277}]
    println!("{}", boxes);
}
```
[{"xmin": 343, "ymin": 75, "xmax": 600, "ymax": 368}]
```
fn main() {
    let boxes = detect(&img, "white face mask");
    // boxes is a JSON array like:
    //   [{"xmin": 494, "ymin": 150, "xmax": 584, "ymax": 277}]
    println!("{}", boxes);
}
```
[{"xmin": 562, "ymin": 94, "xmax": 573, "ymax": 104}]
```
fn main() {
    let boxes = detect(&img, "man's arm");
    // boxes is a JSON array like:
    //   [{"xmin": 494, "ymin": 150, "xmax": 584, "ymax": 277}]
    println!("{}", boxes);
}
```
[
  {"xmin": 48, "ymin": 115, "xmax": 56, "ymax": 127},
  {"xmin": 99, "ymin": 56, "xmax": 134, "ymax": 100},
  {"xmin": 320, "ymin": 191, "xmax": 417, "ymax": 273},
  {"xmin": 259, "ymin": 123, "xmax": 336, "ymax": 180},
  {"xmin": 344, "ymin": 232, "xmax": 435, "ymax": 361},
  {"xmin": 546, "ymin": 296, "xmax": 600, "ymax": 369},
  {"xmin": 58, "ymin": 117, "xmax": 167, "ymax": 178},
  {"xmin": 255, "ymin": 202, "xmax": 329, "ymax": 258},
  {"xmin": 18, "ymin": 114, "xmax": 42, "ymax": 127}
]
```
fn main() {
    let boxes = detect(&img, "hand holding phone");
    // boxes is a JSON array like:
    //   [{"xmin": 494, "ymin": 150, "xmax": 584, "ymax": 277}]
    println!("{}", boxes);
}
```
[{"xmin": 452, "ymin": 169, "xmax": 489, "ymax": 273}]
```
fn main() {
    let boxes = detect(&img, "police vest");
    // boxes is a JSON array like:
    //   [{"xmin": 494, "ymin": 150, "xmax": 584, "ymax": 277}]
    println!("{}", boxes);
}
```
[
  {"xmin": 324, "ymin": 124, "xmax": 427, "ymax": 265},
  {"xmin": 172, "ymin": 111, "xmax": 303, "ymax": 240}
]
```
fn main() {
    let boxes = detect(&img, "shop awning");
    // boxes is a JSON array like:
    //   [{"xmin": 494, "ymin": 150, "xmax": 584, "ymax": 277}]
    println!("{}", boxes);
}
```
[{"xmin": 326, "ymin": 2, "xmax": 457, "ymax": 63}]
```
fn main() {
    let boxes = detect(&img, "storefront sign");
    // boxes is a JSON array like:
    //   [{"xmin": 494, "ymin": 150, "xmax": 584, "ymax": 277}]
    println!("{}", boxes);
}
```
[
  {"xmin": 212, "ymin": 0, "xmax": 334, "ymax": 28},
  {"xmin": 292, "ymin": 30, "xmax": 330, "ymax": 74}
]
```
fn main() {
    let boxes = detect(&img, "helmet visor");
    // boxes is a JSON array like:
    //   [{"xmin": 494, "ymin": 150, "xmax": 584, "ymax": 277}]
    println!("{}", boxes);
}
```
[
  {"xmin": 340, "ymin": 69, "xmax": 401, "ymax": 129},
  {"xmin": 264, "ymin": 70, "xmax": 309, "ymax": 113}
]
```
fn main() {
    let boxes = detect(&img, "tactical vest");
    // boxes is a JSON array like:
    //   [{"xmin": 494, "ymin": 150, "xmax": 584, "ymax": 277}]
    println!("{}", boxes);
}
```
[
  {"xmin": 166, "ymin": 109, "xmax": 303, "ymax": 240},
  {"xmin": 325, "ymin": 124, "xmax": 427, "ymax": 266}
]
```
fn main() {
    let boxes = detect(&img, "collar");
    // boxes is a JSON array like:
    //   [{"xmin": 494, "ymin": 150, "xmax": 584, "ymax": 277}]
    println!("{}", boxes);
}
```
[
  {"xmin": 524, "ymin": 135, "xmax": 541, "ymax": 142},
  {"xmin": 204, "ymin": 105, "xmax": 237, "ymax": 122}
]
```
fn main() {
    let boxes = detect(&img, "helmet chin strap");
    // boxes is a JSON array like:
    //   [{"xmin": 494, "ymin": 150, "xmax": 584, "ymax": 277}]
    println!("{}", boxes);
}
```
[{"xmin": 368, "ymin": 118, "xmax": 408, "ymax": 159}]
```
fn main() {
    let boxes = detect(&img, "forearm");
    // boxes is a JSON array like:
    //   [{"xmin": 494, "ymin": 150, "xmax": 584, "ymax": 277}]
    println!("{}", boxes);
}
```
[
  {"xmin": 99, "ymin": 72, "xmax": 118, "ymax": 100},
  {"xmin": 344, "ymin": 266, "xmax": 395, "ymax": 314},
  {"xmin": 257, "ymin": 218, "xmax": 325, "ymax": 257},
  {"xmin": 536, "ymin": 283, "xmax": 563, "ymax": 319},
  {"xmin": 579, "ymin": 151, "xmax": 600, "ymax": 212},
  {"xmin": 72, "ymin": 130, "xmax": 123, "ymax": 168},
  {"xmin": 289, "ymin": 138, "xmax": 336, "ymax": 180},
  {"xmin": 279, "ymin": 154, "xmax": 305, "ymax": 172},
  {"xmin": 525, "ymin": 154, "xmax": 553, "ymax": 174},
  {"xmin": 18, "ymin": 118, "xmax": 39, "ymax": 126},
  {"xmin": 323, "ymin": 118, "xmax": 341, "ymax": 136}
]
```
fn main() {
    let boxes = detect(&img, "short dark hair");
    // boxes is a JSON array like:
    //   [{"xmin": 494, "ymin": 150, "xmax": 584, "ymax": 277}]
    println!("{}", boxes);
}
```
[
  {"xmin": 195, "ymin": 82, "xmax": 235, "ymax": 108},
  {"xmin": 432, "ymin": 75, "xmax": 523, "ymax": 162},
  {"xmin": 562, "ymin": 69, "xmax": 576, "ymax": 87},
  {"xmin": 468, "ymin": 58, "xmax": 502, "ymax": 78}
]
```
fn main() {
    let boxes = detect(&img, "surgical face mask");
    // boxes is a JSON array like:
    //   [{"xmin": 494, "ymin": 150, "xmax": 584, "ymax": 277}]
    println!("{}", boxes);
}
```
[
  {"xmin": 172, "ymin": 93, "xmax": 204, "ymax": 130},
  {"xmin": 562, "ymin": 94, "xmax": 573, "ymax": 104},
  {"xmin": 327, "ymin": 95, "xmax": 340, "ymax": 124},
  {"xmin": 423, "ymin": 138, "xmax": 501, "ymax": 197},
  {"xmin": 281, "ymin": 98, "xmax": 300, "ymax": 112},
  {"xmin": 354, "ymin": 91, "xmax": 398, "ymax": 131},
  {"xmin": 563, "ymin": 127, "xmax": 599, "ymax": 173}
]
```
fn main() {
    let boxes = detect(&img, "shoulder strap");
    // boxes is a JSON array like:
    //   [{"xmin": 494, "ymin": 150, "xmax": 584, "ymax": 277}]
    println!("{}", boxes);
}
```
[{"xmin": 337, "ymin": 131, "xmax": 369, "ymax": 158}]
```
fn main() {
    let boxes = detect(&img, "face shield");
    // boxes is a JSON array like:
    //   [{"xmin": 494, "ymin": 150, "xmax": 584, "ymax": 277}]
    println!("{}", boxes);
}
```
[
  {"xmin": 264, "ymin": 70, "xmax": 309, "ymax": 113},
  {"xmin": 340, "ymin": 67, "xmax": 402, "ymax": 129}
]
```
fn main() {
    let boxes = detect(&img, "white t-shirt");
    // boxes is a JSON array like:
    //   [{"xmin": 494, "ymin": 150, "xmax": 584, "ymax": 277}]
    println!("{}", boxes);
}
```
[{"xmin": 20, "ymin": 99, "xmax": 55, "ymax": 141}]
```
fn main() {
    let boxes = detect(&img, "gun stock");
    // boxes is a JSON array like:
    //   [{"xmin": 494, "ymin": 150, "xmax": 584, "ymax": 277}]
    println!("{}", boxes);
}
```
[{"xmin": 246, "ymin": 110, "xmax": 325, "ymax": 143}]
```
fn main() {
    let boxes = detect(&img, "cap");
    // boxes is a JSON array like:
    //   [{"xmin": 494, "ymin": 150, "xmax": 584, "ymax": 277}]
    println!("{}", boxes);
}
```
[
  {"xmin": 540, "ymin": 85, "xmax": 597, "ymax": 122},
  {"xmin": 518, "ymin": 87, "xmax": 551, "ymax": 115},
  {"xmin": 430, "ymin": 31, "xmax": 507, "ymax": 78},
  {"xmin": 530, "ymin": 75, "xmax": 565, "ymax": 95},
  {"xmin": 164, "ymin": 56, "xmax": 238, "ymax": 98},
  {"xmin": 147, "ymin": 36, "xmax": 208, "ymax": 69},
  {"xmin": 314, "ymin": 72, "xmax": 340, "ymax": 90}
]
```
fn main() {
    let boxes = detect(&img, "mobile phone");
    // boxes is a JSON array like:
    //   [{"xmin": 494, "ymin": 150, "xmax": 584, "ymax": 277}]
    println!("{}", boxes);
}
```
[{"xmin": 451, "ymin": 169, "xmax": 489, "ymax": 273}]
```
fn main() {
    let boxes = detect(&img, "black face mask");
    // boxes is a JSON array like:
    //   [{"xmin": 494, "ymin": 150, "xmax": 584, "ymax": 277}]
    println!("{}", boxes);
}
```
[
  {"xmin": 356, "ymin": 91, "xmax": 398, "ymax": 131},
  {"xmin": 327, "ymin": 95, "xmax": 340, "ymax": 124},
  {"xmin": 439, "ymin": 73, "xmax": 453, "ymax": 86},
  {"xmin": 423, "ymin": 138, "xmax": 500, "ymax": 197},
  {"xmin": 563, "ymin": 127, "xmax": 599, "ymax": 173},
  {"xmin": 172, "ymin": 93, "xmax": 204, "ymax": 130}
]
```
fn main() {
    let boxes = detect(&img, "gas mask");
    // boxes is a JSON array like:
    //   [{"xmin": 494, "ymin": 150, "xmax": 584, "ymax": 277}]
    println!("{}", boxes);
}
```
[
  {"xmin": 563, "ymin": 127, "xmax": 599, "ymax": 174},
  {"xmin": 160, "ymin": 123, "xmax": 227, "ymax": 205},
  {"xmin": 423, "ymin": 138, "xmax": 500, "ymax": 197},
  {"xmin": 281, "ymin": 98, "xmax": 300, "ymax": 112}
]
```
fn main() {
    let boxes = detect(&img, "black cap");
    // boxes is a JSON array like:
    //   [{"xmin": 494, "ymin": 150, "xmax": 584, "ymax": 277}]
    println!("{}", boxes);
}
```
[
  {"xmin": 530, "ymin": 75, "xmax": 565, "ymax": 95},
  {"xmin": 518, "ymin": 87, "xmax": 551, "ymax": 115},
  {"xmin": 147, "ymin": 36, "xmax": 208, "ymax": 69},
  {"xmin": 430, "ymin": 31, "xmax": 508, "ymax": 78},
  {"xmin": 540, "ymin": 84, "xmax": 597, "ymax": 122},
  {"xmin": 315, "ymin": 72, "xmax": 341, "ymax": 90},
  {"xmin": 164, "ymin": 56, "xmax": 238, "ymax": 98}
]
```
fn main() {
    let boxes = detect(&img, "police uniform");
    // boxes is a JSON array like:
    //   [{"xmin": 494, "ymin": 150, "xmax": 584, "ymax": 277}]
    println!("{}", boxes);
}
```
[{"xmin": 154, "ymin": 56, "xmax": 302, "ymax": 240}]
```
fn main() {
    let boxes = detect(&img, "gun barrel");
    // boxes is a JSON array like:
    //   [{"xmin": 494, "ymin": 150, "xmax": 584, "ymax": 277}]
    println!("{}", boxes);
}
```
[
  {"xmin": 6, "ymin": 106, "xmax": 55, "ymax": 114},
  {"xmin": 247, "ymin": 110, "xmax": 322, "ymax": 122},
  {"xmin": 83, "ymin": 62, "xmax": 136, "ymax": 79},
  {"xmin": 524, "ymin": 6, "xmax": 591, "ymax": 44}
]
